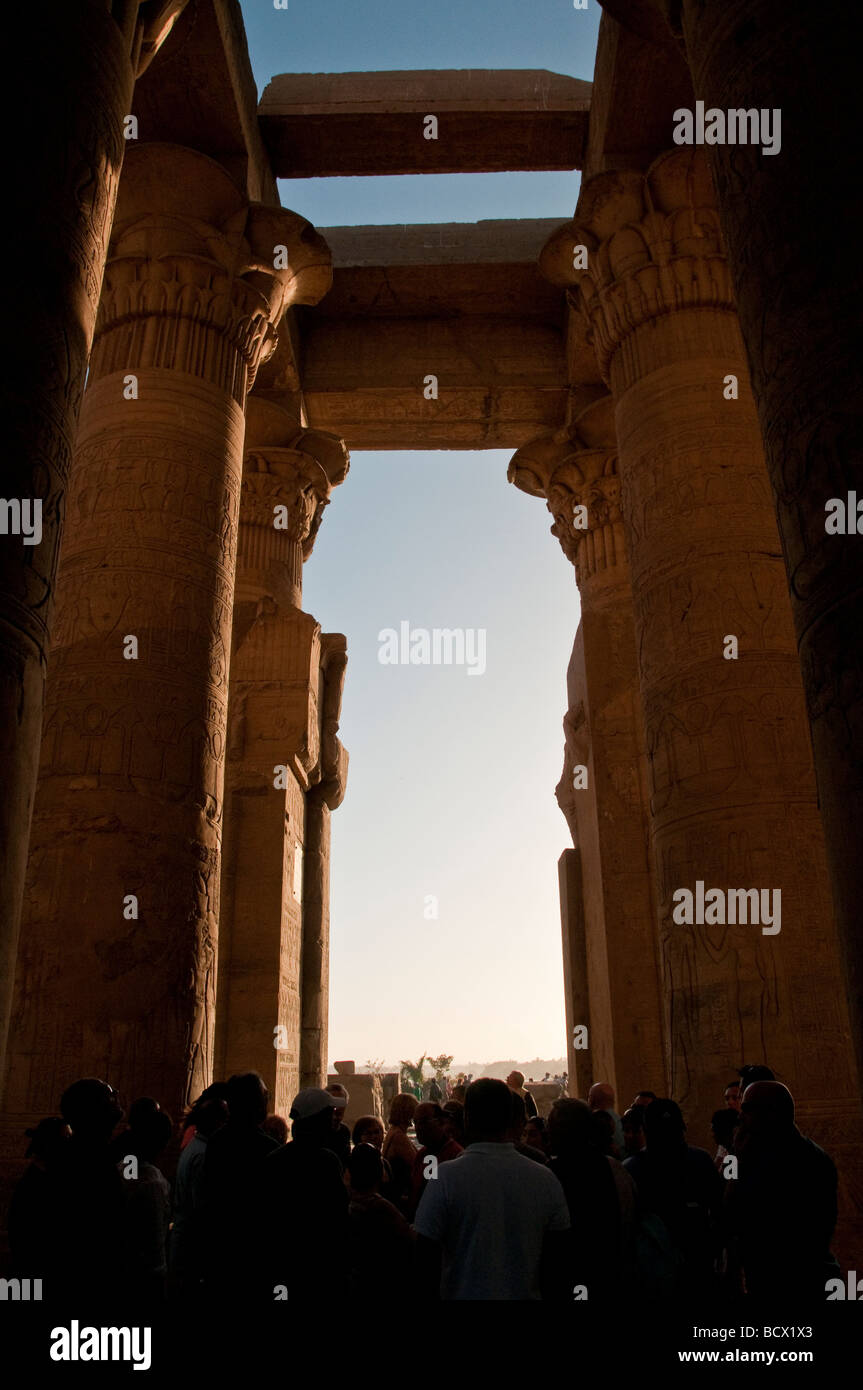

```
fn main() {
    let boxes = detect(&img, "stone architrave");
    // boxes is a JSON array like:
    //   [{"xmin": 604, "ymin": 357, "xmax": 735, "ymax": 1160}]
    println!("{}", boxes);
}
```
[
  {"xmin": 217, "ymin": 405, "xmax": 349, "ymax": 1115},
  {"xmin": 2, "ymin": 143, "xmax": 333, "ymax": 1128},
  {"xmin": 510, "ymin": 390, "xmax": 665, "ymax": 1107},
  {"xmin": 547, "ymin": 150, "xmax": 863, "ymax": 1190},
  {"xmin": 0, "ymin": 0, "xmax": 188, "ymax": 1093}
]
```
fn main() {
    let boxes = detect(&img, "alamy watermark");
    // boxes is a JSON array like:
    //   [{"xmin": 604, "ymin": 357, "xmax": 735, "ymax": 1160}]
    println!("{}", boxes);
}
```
[
  {"xmin": 0, "ymin": 498, "xmax": 41, "ymax": 546},
  {"xmin": 673, "ymin": 101, "xmax": 781, "ymax": 156},
  {"xmin": 378, "ymin": 622, "xmax": 486, "ymax": 676},
  {"xmin": 672, "ymin": 881, "xmax": 781, "ymax": 935}
]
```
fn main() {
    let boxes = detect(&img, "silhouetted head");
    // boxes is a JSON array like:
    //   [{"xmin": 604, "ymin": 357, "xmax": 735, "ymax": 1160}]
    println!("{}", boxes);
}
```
[
  {"xmin": 348, "ymin": 1142, "xmax": 383, "ymax": 1194},
  {"xmin": 724, "ymin": 1082, "xmax": 742, "ymax": 1112},
  {"xmin": 414, "ymin": 1102, "xmax": 448, "ymax": 1151},
  {"xmin": 442, "ymin": 1101, "xmax": 465, "ymax": 1146},
  {"xmin": 326, "ymin": 1083, "xmax": 350, "ymax": 1108},
  {"xmin": 262, "ymin": 1114, "xmax": 289, "ymax": 1146},
  {"xmin": 738, "ymin": 1064, "xmax": 775, "ymax": 1089},
  {"xmin": 711, "ymin": 1107, "xmax": 739, "ymax": 1149},
  {"xmin": 126, "ymin": 1104, "xmax": 173, "ymax": 1163},
  {"xmin": 739, "ymin": 1081, "xmax": 795, "ymax": 1140},
  {"xmin": 465, "ymin": 1078, "xmax": 512, "ymax": 1142},
  {"xmin": 590, "ymin": 1108, "xmax": 616, "ymax": 1156},
  {"xmin": 588, "ymin": 1082, "xmax": 615, "ymax": 1113},
  {"xmin": 506, "ymin": 1071, "xmax": 525, "ymax": 1091},
  {"xmin": 191, "ymin": 1085, "xmax": 229, "ymax": 1139},
  {"xmin": 227, "ymin": 1073, "xmax": 269, "ymax": 1126},
  {"xmin": 24, "ymin": 1116, "xmax": 68, "ymax": 1163},
  {"xmin": 388, "ymin": 1093, "xmax": 418, "ymax": 1130},
  {"xmin": 351, "ymin": 1115, "xmax": 384, "ymax": 1150},
  {"xmin": 60, "ymin": 1079, "xmax": 123, "ymax": 1142},
  {"xmin": 633, "ymin": 1090, "xmax": 657, "ymax": 1110},
  {"xmin": 289, "ymin": 1087, "xmax": 347, "ymax": 1144},
  {"xmin": 643, "ymin": 1098, "xmax": 686, "ymax": 1151},
  {"xmin": 548, "ymin": 1097, "xmax": 592, "ymax": 1155},
  {"xmin": 622, "ymin": 1105, "xmax": 647, "ymax": 1155},
  {"xmin": 524, "ymin": 1115, "xmax": 548, "ymax": 1154}
]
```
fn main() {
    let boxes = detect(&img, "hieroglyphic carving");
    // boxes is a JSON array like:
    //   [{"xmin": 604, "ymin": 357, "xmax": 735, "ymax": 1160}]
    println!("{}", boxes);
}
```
[
  {"xmin": 7, "ymin": 144, "xmax": 335, "ymax": 1123},
  {"xmin": 556, "ymin": 147, "xmax": 859, "ymax": 1145}
]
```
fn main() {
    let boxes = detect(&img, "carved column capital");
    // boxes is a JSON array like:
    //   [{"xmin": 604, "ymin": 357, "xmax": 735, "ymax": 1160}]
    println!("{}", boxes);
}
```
[
  {"xmin": 238, "ymin": 412, "xmax": 349, "ymax": 608},
  {"xmin": 539, "ymin": 148, "xmax": 733, "ymax": 385},
  {"xmin": 89, "ymin": 144, "xmax": 333, "ymax": 401},
  {"xmin": 508, "ymin": 390, "xmax": 626, "ymax": 587}
]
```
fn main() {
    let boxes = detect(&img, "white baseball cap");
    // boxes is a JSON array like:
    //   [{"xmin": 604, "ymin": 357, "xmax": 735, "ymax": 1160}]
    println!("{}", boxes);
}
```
[{"xmin": 289, "ymin": 1087, "xmax": 347, "ymax": 1120}]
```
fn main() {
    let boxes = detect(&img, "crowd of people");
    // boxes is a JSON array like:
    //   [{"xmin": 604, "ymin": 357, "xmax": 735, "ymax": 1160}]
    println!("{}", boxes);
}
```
[{"xmin": 4, "ymin": 1062, "xmax": 841, "ymax": 1303}]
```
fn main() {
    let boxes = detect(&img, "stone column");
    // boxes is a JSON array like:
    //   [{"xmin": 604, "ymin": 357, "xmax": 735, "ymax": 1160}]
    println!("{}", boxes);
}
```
[
  {"xmin": 301, "ymin": 635, "xmax": 348, "ymax": 1089},
  {"xmin": 216, "ymin": 402, "xmax": 348, "ymax": 1113},
  {"xmin": 0, "ymin": 0, "xmax": 187, "ymax": 1091},
  {"xmin": 2, "ymin": 143, "xmax": 332, "ymax": 1126},
  {"xmin": 548, "ymin": 150, "xmax": 863, "ymax": 1177},
  {"xmin": 510, "ymin": 389, "xmax": 666, "ymax": 1107},
  {"xmin": 659, "ymin": 0, "xmax": 863, "ymax": 1106},
  {"xmin": 558, "ymin": 848, "xmax": 592, "ymax": 1096}
]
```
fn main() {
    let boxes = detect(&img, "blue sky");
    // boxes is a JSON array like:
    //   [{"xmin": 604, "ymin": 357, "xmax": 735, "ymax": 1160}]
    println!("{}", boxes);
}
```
[{"xmin": 239, "ymin": 0, "xmax": 598, "ymax": 1064}]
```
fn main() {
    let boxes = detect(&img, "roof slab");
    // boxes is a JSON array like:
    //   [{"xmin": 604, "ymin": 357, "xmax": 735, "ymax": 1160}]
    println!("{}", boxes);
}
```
[{"xmin": 259, "ymin": 70, "xmax": 591, "ymax": 177}]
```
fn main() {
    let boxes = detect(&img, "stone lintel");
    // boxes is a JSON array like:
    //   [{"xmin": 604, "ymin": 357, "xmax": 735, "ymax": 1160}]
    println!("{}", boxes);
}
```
[
  {"xmin": 293, "ymin": 220, "xmax": 572, "ymax": 449},
  {"xmin": 259, "ymin": 70, "xmax": 591, "ymax": 176}
]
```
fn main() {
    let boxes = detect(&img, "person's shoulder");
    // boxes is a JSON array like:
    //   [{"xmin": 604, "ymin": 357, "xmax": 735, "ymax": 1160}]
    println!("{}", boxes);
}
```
[
  {"xmin": 686, "ymin": 1144, "xmax": 717, "ymax": 1167},
  {"xmin": 799, "ymin": 1134, "xmax": 838, "ymax": 1176}
]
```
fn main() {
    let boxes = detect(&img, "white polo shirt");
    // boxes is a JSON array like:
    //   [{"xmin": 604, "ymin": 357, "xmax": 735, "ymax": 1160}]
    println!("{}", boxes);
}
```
[{"xmin": 413, "ymin": 1141, "xmax": 570, "ymax": 1300}]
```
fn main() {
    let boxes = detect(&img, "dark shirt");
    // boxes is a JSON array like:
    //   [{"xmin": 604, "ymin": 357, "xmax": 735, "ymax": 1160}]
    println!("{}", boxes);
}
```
[
  {"xmin": 199, "ymin": 1121, "xmax": 280, "ymax": 1293},
  {"xmin": 727, "ymin": 1130, "xmax": 838, "ymax": 1299},
  {"xmin": 625, "ymin": 1143, "xmax": 722, "ymax": 1285},
  {"xmin": 323, "ymin": 1121, "xmax": 351, "ymax": 1169},
  {"xmin": 262, "ymin": 1139, "xmax": 350, "ymax": 1301},
  {"xmin": 348, "ymin": 1191, "xmax": 414, "ymax": 1299},
  {"xmin": 550, "ymin": 1148, "xmax": 622, "ymax": 1299}
]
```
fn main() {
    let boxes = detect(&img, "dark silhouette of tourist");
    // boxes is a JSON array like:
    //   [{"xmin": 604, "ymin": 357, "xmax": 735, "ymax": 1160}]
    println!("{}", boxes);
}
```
[
  {"xmin": 198, "ymin": 1072, "xmax": 280, "ymax": 1297},
  {"xmin": 726, "ymin": 1080, "xmax": 839, "ymax": 1301},
  {"xmin": 382, "ymin": 1092, "xmax": 418, "ymax": 1214},
  {"xmin": 351, "ymin": 1115, "xmax": 384, "ymax": 1150},
  {"xmin": 169, "ymin": 1083, "xmax": 228, "ymax": 1300},
  {"xmin": 738, "ymin": 1063, "xmax": 775, "ymax": 1089},
  {"xmin": 7, "ymin": 1116, "xmax": 68, "ymax": 1278},
  {"xmin": 710, "ymin": 1107, "xmax": 739, "ymax": 1172},
  {"xmin": 724, "ymin": 1081, "xmax": 742, "ymax": 1112},
  {"xmin": 548, "ymin": 1097, "xmax": 635, "ymax": 1301},
  {"xmin": 525, "ymin": 1113, "xmax": 550, "ymax": 1159},
  {"xmin": 408, "ymin": 1101, "xmax": 463, "ymax": 1216},
  {"xmin": 633, "ymin": 1090, "xmax": 658, "ymax": 1111},
  {"xmin": 442, "ymin": 1100, "xmax": 465, "ymax": 1147},
  {"xmin": 116, "ymin": 1101, "xmax": 173, "ymax": 1304},
  {"xmin": 588, "ymin": 1082, "xmax": 624, "ymax": 1157},
  {"xmin": 42, "ymin": 1078, "xmax": 127, "ymax": 1303},
  {"xmin": 346, "ymin": 1142, "xmax": 415, "ymax": 1300},
  {"xmin": 506, "ymin": 1069, "xmax": 538, "ymax": 1119},
  {"xmin": 508, "ymin": 1089, "xmax": 548, "ymax": 1164},
  {"xmin": 324, "ymin": 1082, "xmax": 352, "ymax": 1165},
  {"xmin": 413, "ymin": 1078, "xmax": 570, "ymax": 1300},
  {"xmin": 262, "ymin": 1114, "xmax": 289, "ymax": 1145},
  {"xmin": 623, "ymin": 1105, "xmax": 647, "ymax": 1157},
  {"xmin": 624, "ymin": 1098, "xmax": 722, "ymax": 1298},
  {"xmin": 262, "ymin": 1087, "xmax": 350, "ymax": 1301}
]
